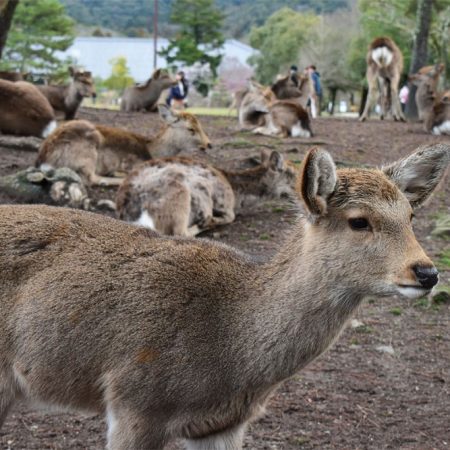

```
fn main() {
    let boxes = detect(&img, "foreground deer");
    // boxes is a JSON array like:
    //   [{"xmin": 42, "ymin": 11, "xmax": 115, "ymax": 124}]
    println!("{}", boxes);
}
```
[
  {"xmin": 425, "ymin": 90, "xmax": 450, "ymax": 135},
  {"xmin": 0, "ymin": 80, "xmax": 56, "ymax": 137},
  {"xmin": 360, "ymin": 37, "xmax": 405, "ymax": 122},
  {"xmin": 37, "ymin": 67, "xmax": 96, "ymax": 120},
  {"xmin": 36, "ymin": 105, "xmax": 211, "ymax": 186},
  {"xmin": 116, "ymin": 150, "xmax": 295, "ymax": 236},
  {"xmin": 120, "ymin": 69, "xmax": 176, "ymax": 112},
  {"xmin": 0, "ymin": 143, "xmax": 448, "ymax": 449},
  {"xmin": 239, "ymin": 81, "xmax": 313, "ymax": 137},
  {"xmin": 409, "ymin": 63, "xmax": 444, "ymax": 121}
]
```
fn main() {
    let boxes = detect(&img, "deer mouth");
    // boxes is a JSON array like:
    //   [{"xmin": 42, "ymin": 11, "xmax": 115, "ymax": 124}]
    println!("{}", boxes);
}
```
[{"xmin": 395, "ymin": 284, "xmax": 431, "ymax": 300}]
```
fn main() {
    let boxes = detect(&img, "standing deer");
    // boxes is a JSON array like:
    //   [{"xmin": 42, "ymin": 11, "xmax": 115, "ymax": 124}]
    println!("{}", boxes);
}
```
[
  {"xmin": 120, "ymin": 69, "xmax": 176, "ymax": 112},
  {"xmin": 37, "ymin": 67, "xmax": 96, "ymax": 120},
  {"xmin": 360, "ymin": 37, "xmax": 405, "ymax": 122},
  {"xmin": 409, "ymin": 63, "xmax": 444, "ymax": 121},
  {"xmin": 0, "ymin": 143, "xmax": 448, "ymax": 450},
  {"xmin": 36, "ymin": 105, "xmax": 211, "ymax": 186},
  {"xmin": 0, "ymin": 80, "xmax": 56, "ymax": 138},
  {"xmin": 115, "ymin": 150, "xmax": 295, "ymax": 236}
]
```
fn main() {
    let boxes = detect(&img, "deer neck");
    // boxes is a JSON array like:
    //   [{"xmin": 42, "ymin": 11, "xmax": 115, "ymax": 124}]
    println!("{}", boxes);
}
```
[
  {"xmin": 147, "ymin": 127, "xmax": 181, "ymax": 158},
  {"xmin": 66, "ymin": 83, "xmax": 82, "ymax": 110},
  {"xmin": 239, "ymin": 219, "xmax": 364, "ymax": 386}
]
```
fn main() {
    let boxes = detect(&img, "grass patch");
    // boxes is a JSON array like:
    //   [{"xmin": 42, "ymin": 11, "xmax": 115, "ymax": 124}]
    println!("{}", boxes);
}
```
[
  {"xmin": 259, "ymin": 233, "xmax": 271, "ymax": 241},
  {"xmin": 437, "ymin": 249, "xmax": 450, "ymax": 270},
  {"xmin": 355, "ymin": 325, "xmax": 373, "ymax": 334},
  {"xmin": 414, "ymin": 298, "xmax": 429, "ymax": 309},
  {"xmin": 272, "ymin": 206, "xmax": 286, "ymax": 213},
  {"xmin": 221, "ymin": 139, "xmax": 254, "ymax": 149},
  {"xmin": 390, "ymin": 307, "xmax": 402, "ymax": 316},
  {"xmin": 186, "ymin": 107, "xmax": 236, "ymax": 117}
]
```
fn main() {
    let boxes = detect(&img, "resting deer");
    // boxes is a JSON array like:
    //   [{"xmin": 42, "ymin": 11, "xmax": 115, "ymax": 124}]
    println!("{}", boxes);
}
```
[
  {"xmin": 37, "ymin": 67, "xmax": 96, "ymax": 120},
  {"xmin": 425, "ymin": 90, "xmax": 450, "ymax": 135},
  {"xmin": 0, "ymin": 80, "xmax": 56, "ymax": 138},
  {"xmin": 115, "ymin": 150, "xmax": 295, "ymax": 236},
  {"xmin": 120, "ymin": 69, "xmax": 176, "ymax": 112},
  {"xmin": 409, "ymin": 63, "xmax": 444, "ymax": 121},
  {"xmin": 0, "ymin": 143, "xmax": 448, "ymax": 450},
  {"xmin": 360, "ymin": 37, "xmax": 405, "ymax": 122},
  {"xmin": 239, "ymin": 81, "xmax": 313, "ymax": 137},
  {"xmin": 35, "ymin": 105, "xmax": 211, "ymax": 186}
]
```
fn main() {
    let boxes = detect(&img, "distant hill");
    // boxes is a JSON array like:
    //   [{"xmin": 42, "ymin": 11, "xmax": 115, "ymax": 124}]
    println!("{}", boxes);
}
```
[{"xmin": 60, "ymin": 0, "xmax": 349, "ymax": 38}]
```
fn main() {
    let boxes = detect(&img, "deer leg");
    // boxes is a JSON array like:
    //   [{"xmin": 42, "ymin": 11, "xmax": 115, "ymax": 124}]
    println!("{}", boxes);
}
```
[
  {"xmin": 106, "ymin": 405, "xmax": 169, "ymax": 450},
  {"xmin": 90, "ymin": 174, "xmax": 125, "ymax": 187},
  {"xmin": 185, "ymin": 425, "xmax": 245, "ymax": 450},
  {"xmin": 390, "ymin": 73, "xmax": 406, "ymax": 122},
  {"xmin": 360, "ymin": 70, "xmax": 379, "ymax": 122}
]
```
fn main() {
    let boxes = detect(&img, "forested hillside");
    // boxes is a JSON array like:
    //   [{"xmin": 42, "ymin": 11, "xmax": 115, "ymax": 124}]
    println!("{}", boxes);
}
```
[{"xmin": 60, "ymin": 0, "xmax": 349, "ymax": 38}]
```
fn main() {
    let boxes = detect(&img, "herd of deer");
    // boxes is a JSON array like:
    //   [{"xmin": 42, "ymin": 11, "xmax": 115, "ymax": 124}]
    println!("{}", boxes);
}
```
[{"xmin": 0, "ymin": 36, "xmax": 449, "ymax": 450}]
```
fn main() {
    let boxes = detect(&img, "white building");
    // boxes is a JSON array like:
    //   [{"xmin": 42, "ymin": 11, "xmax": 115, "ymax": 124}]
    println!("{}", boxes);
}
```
[{"xmin": 61, "ymin": 37, "xmax": 256, "ymax": 82}]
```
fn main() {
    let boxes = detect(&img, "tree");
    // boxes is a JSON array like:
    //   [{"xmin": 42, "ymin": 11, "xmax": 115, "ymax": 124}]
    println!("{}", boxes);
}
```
[
  {"xmin": 248, "ymin": 8, "xmax": 319, "ymax": 84},
  {"xmin": 1, "ymin": 0, "xmax": 75, "ymax": 73},
  {"xmin": 405, "ymin": 0, "xmax": 434, "ymax": 119},
  {"xmin": 104, "ymin": 57, "xmax": 135, "ymax": 93},
  {"xmin": 159, "ymin": 0, "xmax": 225, "ymax": 80},
  {"xmin": 0, "ymin": 0, "xmax": 19, "ymax": 59}
]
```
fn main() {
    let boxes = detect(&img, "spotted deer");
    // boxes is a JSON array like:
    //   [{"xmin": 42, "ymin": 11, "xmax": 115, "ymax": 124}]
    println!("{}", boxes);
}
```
[
  {"xmin": 409, "ymin": 63, "xmax": 444, "ymax": 121},
  {"xmin": 37, "ymin": 67, "xmax": 96, "ymax": 120},
  {"xmin": 35, "ymin": 105, "xmax": 211, "ymax": 186},
  {"xmin": 0, "ymin": 143, "xmax": 448, "ymax": 449},
  {"xmin": 360, "ymin": 37, "xmax": 405, "ymax": 122},
  {"xmin": 239, "ymin": 81, "xmax": 313, "ymax": 137},
  {"xmin": 120, "ymin": 69, "xmax": 176, "ymax": 112},
  {"xmin": 0, "ymin": 80, "xmax": 56, "ymax": 137},
  {"xmin": 115, "ymin": 150, "xmax": 295, "ymax": 236}
]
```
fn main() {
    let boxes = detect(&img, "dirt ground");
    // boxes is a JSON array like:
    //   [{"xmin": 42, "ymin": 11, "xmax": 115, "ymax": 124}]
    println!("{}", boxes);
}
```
[{"xmin": 0, "ymin": 109, "xmax": 449, "ymax": 450}]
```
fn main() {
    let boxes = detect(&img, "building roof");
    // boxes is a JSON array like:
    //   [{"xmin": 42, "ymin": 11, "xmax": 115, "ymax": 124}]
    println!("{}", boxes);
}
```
[{"xmin": 60, "ymin": 37, "xmax": 257, "ymax": 82}]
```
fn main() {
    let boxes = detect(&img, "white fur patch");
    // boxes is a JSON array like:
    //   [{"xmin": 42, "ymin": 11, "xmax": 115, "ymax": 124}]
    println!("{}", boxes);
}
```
[
  {"xmin": 371, "ymin": 47, "xmax": 393, "ymax": 68},
  {"xmin": 396, "ymin": 286, "xmax": 429, "ymax": 300},
  {"xmin": 291, "ymin": 123, "xmax": 311, "ymax": 138},
  {"xmin": 432, "ymin": 120, "xmax": 450, "ymax": 135},
  {"xmin": 106, "ymin": 407, "xmax": 117, "ymax": 444},
  {"xmin": 134, "ymin": 210, "xmax": 155, "ymax": 230},
  {"xmin": 41, "ymin": 120, "xmax": 57, "ymax": 138}
]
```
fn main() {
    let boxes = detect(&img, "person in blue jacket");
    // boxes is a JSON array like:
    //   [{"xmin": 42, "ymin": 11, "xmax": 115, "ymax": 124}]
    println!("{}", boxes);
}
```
[
  {"xmin": 166, "ymin": 71, "xmax": 189, "ymax": 109},
  {"xmin": 307, "ymin": 65, "xmax": 322, "ymax": 117}
]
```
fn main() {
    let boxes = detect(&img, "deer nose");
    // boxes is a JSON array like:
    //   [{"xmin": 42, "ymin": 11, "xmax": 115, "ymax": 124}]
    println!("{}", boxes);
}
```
[
  {"xmin": 413, "ymin": 265, "xmax": 439, "ymax": 289},
  {"xmin": 206, "ymin": 142, "xmax": 212, "ymax": 149}
]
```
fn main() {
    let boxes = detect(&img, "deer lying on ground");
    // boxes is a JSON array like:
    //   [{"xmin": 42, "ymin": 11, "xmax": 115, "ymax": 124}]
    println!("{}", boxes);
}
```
[
  {"xmin": 0, "ymin": 80, "xmax": 56, "ymax": 137},
  {"xmin": 0, "ymin": 143, "xmax": 448, "ymax": 450},
  {"xmin": 239, "ymin": 81, "xmax": 313, "ymax": 137},
  {"xmin": 409, "ymin": 63, "xmax": 444, "ymax": 121},
  {"xmin": 120, "ymin": 69, "xmax": 176, "ymax": 112},
  {"xmin": 360, "ymin": 37, "xmax": 405, "ymax": 122},
  {"xmin": 37, "ymin": 67, "xmax": 96, "ymax": 120},
  {"xmin": 271, "ymin": 72, "xmax": 312, "ymax": 109},
  {"xmin": 116, "ymin": 150, "xmax": 295, "ymax": 236},
  {"xmin": 425, "ymin": 90, "xmax": 450, "ymax": 135},
  {"xmin": 0, "ymin": 71, "xmax": 27, "ymax": 81},
  {"xmin": 36, "ymin": 105, "xmax": 211, "ymax": 186}
]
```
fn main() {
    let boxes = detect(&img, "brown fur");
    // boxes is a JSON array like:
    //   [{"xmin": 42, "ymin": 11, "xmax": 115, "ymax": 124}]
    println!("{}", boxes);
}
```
[
  {"xmin": 425, "ymin": 89, "xmax": 450, "ymax": 135},
  {"xmin": 239, "ymin": 81, "xmax": 313, "ymax": 137},
  {"xmin": 0, "ymin": 144, "xmax": 447, "ymax": 449},
  {"xmin": 0, "ymin": 80, "xmax": 56, "ymax": 137},
  {"xmin": 120, "ymin": 69, "xmax": 176, "ymax": 112},
  {"xmin": 37, "ymin": 67, "xmax": 95, "ymax": 120},
  {"xmin": 360, "ymin": 37, "xmax": 405, "ymax": 122},
  {"xmin": 271, "ymin": 73, "xmax": 312, "ymax": 109},
  {"xmin": 0, "ymin": 71, "xmax": 26, "ymax": 82},
  {"xmin": 409, "ymin": 63, "xmax": 444, "ymax": 121},
  {"xmin": 36, "ymin": 107, "xmax": 211, "ymax": 186},
  {"xmin": 116, "ymin": 150, "xmax": 295, "ymax": 236}
]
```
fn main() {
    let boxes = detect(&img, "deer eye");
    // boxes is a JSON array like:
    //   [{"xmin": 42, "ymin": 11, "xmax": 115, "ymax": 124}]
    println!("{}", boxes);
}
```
[{"xmin": 348, "ymin": 218, "xmax": 371, "ymax": 231}]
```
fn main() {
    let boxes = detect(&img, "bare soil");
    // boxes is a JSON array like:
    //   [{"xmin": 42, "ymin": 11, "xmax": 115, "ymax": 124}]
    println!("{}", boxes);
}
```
[{"xmin": 0, "ymin": 109, "xmax": 449, "ymax": 450}]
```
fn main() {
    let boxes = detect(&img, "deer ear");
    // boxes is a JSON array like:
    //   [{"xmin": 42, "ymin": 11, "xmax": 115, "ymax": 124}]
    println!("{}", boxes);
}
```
[
  {"xmin": 268, "ymin": 151, "xmax": 284, "ymax": 171},
  {"xmin": 297, "ymin": 148, "xmax": 337, "ymax": 216},
  {"xmin": 157, "ymin": 104, "xmax": 178, "ymax": 124},
  {"xmin": 153, "ymin": 69, "xmax": 161, "ymax": 80},
  {"xmin": 383, "ymin": 144, "xmax": 450, "ymax": 208}
]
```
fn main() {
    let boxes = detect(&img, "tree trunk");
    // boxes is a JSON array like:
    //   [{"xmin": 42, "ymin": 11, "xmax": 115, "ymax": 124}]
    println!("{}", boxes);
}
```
[
  {"xmin": 405, "ymin": 0, "xmax": 434, "ymax": 119},
  {"xmin": 329, "ymin": 88, "xmax": 337, "ymax": 115},
  {"xmin": 0, "ymin": 0, "xmax": 19, "ymax": 60}
]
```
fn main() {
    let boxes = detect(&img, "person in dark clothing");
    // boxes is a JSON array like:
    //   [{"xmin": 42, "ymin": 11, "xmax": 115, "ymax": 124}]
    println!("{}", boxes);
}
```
[
  {"xmin": 290, "ymin": 65, "xmax": 299, "ymax": 87},
  {"xmin": 166, "ymin": 71, "xmax": 189, "ymax": 109},
  {"xmin": 307, "ymin": 65, "xmax": 322, "ymax": 117}
]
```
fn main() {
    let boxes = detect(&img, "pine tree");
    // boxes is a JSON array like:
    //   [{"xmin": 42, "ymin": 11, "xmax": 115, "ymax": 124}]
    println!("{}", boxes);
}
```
[
  {"xmin": 159, "ymin": 0, "xmax": 225, "ymax": 79},
  {"xmin": 2, "ymin": 0, "xmax": 75, "ymax": 73}
]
